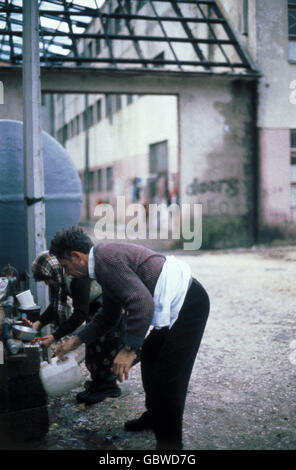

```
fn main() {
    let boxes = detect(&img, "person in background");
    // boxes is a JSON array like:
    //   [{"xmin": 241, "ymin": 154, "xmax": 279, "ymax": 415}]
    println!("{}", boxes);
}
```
[
  {"xmin": 49, "ymin": 226, "xmax": 210, "ymax": 451},
  {"xmin": 32, "ymin": 251, "xmax": 122, "ymax": 405}
]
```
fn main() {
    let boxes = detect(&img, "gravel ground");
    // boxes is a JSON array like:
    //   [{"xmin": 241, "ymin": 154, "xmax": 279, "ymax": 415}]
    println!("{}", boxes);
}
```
[{"xmin": 5, "ymin": 243, "xmax": 296, "ymax": 452}]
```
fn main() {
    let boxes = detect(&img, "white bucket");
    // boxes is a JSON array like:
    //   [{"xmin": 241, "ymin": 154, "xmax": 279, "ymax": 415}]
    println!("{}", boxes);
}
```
[
  {"xmin": 16, "ymin": 289, "xmax": 36, "ymax": 308},
  {"xmin": 39, "ymin": 353, "xmax": 83, "ymax": 396}
]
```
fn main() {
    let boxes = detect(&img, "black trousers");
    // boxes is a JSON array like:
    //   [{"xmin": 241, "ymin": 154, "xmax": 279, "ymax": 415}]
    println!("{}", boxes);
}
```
[{"xmin": 140, "ymin": 278, "xmax": 210, "ymax": 449}]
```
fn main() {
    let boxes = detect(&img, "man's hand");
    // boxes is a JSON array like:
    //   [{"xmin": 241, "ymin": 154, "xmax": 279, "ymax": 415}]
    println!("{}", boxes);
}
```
[
  {"xmin": 39, "ymin": 334, "xmax": 55, "ymax": 348},
  {"xmin": 112, "ymin": 348, "xmax": 136, "ymax": 383},
  {"xmin": 55, "ymin": 336, "xmax": 82, "ymax": 360},
  {"xmin": 32, "ymin": 320, "xmax": 41, "ymax": 331}
]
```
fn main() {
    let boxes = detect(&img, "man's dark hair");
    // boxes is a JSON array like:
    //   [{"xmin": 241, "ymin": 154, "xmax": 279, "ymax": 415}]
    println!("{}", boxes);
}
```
[{"xmin": 50, "ymin": 226, "xmax": 93, "ymax": 260}]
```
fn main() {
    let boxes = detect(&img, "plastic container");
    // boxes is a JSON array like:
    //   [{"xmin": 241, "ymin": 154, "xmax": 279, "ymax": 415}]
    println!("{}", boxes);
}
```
[{"xmin": 39, "ymin": 353, "xmax": 83, "ymax": 397}]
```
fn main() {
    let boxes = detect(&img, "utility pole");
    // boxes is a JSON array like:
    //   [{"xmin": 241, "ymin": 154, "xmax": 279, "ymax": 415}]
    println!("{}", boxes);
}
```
[{"xmin": 23, "ymin": 0, "xmax": 47, "ymax": 310}]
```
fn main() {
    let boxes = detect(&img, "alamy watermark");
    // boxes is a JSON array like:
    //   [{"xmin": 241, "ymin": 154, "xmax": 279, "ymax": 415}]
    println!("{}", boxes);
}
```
[
  {"xmin": 0, "ymin": 81, "xmax": 3, "ymax": 105},
  {"xmin": 0, "ymin": 340, "xmax": 3, "ymax": 365},
  {"xmin": 289, "ymin": 80, "xmax": 296, "ymax": 104},
  {"xmin": 93, "ymin": 196, "xmax": 202, "ymax": 250}
]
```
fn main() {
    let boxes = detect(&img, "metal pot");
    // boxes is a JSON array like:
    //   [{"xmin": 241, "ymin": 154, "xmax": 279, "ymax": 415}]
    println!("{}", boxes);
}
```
[{"xmin": 12, "ymin": 324, "xmax": 38, "ymax": 342}]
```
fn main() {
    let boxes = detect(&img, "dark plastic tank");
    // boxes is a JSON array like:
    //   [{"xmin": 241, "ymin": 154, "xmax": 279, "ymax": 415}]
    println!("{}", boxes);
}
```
[{"xmin": 0, "ymin": 120, "xmax": 83, "ymax": 274}]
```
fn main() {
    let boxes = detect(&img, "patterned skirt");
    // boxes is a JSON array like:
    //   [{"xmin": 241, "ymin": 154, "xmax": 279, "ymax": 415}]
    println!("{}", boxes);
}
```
[
  {"xmin": 85, "ymin": 302, "xmax": 141, "ymax": 385},
  {"xmin": 84, "ymin": 301, "xmax": 122, "ymax": 384}
]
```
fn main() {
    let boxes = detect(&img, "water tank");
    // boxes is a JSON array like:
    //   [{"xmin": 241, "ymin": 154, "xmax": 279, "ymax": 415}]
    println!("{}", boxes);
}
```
[{"xmin": 0, "ymin": 120, "xmax": 83, "ymax": 274}]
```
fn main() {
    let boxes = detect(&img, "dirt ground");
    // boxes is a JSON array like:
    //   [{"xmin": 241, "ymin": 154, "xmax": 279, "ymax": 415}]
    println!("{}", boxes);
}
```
[{"xmin": 4, "ymin": 243, "xmax": 296, "ymax": 452}]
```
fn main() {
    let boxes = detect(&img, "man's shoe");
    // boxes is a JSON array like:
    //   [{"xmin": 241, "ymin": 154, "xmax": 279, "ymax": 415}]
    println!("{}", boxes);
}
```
[
  {"xmin": 83, "ymin": 382, "xmax": 121, "ymax": 406},
  {"xmin": 76, "ymin": 381, "xmax": 121, "ymax": 405},
  {"xmin": 76, "ymin": 380, "xmax": 94, "ymax": 403},
  {"xmin": 124, "ymin": 411, "xmax": 154, "ymax": 432}
]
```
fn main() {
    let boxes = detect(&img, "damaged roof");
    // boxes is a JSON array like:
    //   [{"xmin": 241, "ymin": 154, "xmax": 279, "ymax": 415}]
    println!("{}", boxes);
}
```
[{"xmin": 0, "ymin": 0, "xmax": 258, "ymax": 75}]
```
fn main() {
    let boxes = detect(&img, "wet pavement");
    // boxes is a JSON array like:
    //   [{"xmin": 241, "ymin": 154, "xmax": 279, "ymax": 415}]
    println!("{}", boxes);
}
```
[{"xmin": 2, "ymin": 243, "xmax": 296, "ymax": 452}]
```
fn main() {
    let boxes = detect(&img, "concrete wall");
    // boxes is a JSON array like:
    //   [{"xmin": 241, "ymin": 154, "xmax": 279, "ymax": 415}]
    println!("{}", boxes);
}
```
[
  {"xmin": 221, "ymin": 0, "xmax": 296, "ymax": 241},
  {"xmin": 259, "ymin": 129, "xmax": 293, "ymax": 233},
  {"xmin": 0, "ymin": 70, "xmax": 23, "ymax": 121},
  {"xmin": 256, "ymin": 0, "xmax": 296, "ymax": 239},
  {"xmin": 179, "ymin": 77, "xmax": 256, "ymax": 248},
  {"xmin": 0, "ymin": 69, "xmax": 55, "ymax": 134}
]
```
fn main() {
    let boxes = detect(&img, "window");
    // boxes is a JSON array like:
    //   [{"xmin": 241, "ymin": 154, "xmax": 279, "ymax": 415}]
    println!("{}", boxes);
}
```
[
  {"xmin": 84, "ymin": 171, "xmax": 94, "ymax": 193},
  {"xmin": 115, "ymin": 94, "xmax": 122, "ymax": 111},
  {"xmin": 62, "ymin": 124, "xmax": 68, "ymax": 143},
  {"xmin": 127, "ymin": 94, "xmax": 133, "ymax": 105},
  {"xmin": 106, "ymin": 167, "xmax": 113, "ymax": 191},
  {"xmin": 153, "ymin": 51, "xmax": 165, "ymax": 68},
  {"xmin": 87, "ymin": 41, "xmax": 93, "ymax": 57},
  {"xmin": 88, "ymin": 105, "xmax": 94, "ymax": 127},
  {"xmin": 97, "ymin": 99, "xmax": 102, "ymax": 122},
  {"xmin": 57, "ymin": 128, "xmax": 63, "ymax": 144},
  {"xmin": 136, "ymin": 0, "xmax": 147, "ymax": 12},
  {"xmin": 288, "ymin": 1, "xmax": 296, "ymax": 61},
  {"xmin": 82, "ymin": 107, "xmax": 94, "ymax": 131},
  {"xmin": 89, "ymin": 171, "xmax": 94, "ymax": 192},
  {"xmin": 125, "ymin": 0, "xmax": 131, "ymax": 14},
  {"xmin": 114, "ymin": 7, "xmax": 122, "ymax": 34},
  {"xmin": 97, "ymin": 168, "xmax": 103, "ymax": 192},
  {"xmin": 70, "ymin": 119, "xmax": 75, "ymax": 138},
  {"xmin": 83, "ymin": 110, "xmax": 88, "ymax": 131},
  {"xmin": 106, "ymin": 94, "xmax": 113, "ymax": 122},
  {"xmin": 149, "ymin": 140, "xmax": 168, "ymax": 174},
  {"xmin": 242, "ymin": 0, "xmax": 248, "ymax": 36},
  {"xmin": 96, "ymin": 31, "xmax": 101, "ymax": 55},
  {"xmin": 291, "ymin": 130, "xmax": 296, "ymax": 207},
  {"xmin": 107, "ymin": 10, "xmax": 115, "ymax": 35},
  {"xmin": 149, "ymin": 140, "xmax": 168, "ymax": 202},
  {"xmin": 76, "ymin": 115, "xmax": 80, "ymax": 135}
]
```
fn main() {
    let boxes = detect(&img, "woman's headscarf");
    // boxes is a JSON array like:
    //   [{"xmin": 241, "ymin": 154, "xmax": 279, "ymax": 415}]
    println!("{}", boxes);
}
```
[{"xmin": 32, "ymin": 250, "xmax": 68, "ymax": 324}]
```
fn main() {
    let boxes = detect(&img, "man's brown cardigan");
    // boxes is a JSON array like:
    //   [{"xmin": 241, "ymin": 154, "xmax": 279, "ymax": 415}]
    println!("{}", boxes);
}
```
[{"xmin": 77, "ymin": 242, "xmax": 166, "ymax": 349}]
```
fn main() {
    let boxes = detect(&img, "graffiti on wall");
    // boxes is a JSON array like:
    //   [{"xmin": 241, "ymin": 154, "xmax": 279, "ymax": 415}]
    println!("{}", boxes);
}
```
[{"xmin": 186, "ymin": 177, "xmax": 240, "ymax": 198}]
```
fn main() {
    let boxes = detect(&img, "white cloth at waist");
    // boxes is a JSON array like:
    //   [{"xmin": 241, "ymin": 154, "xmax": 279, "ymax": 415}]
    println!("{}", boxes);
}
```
[
  {"xmin": 88, "ymin": 246, "xmax": 96, "ymax": 279},
  {"xmin": 152, "ymin": 256, "xmax": 192, "ymax": 330}
]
